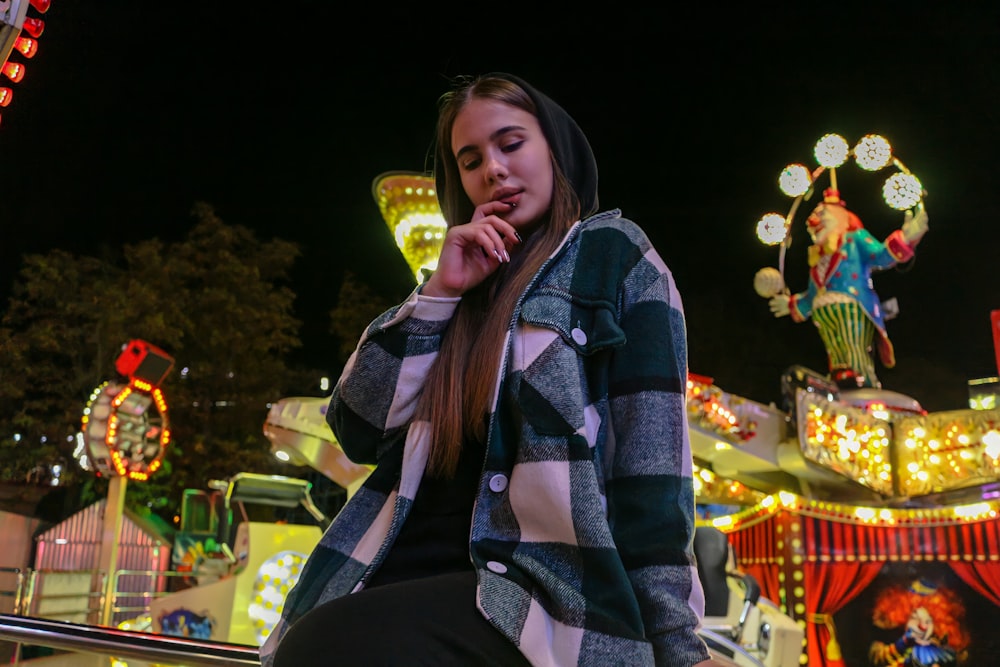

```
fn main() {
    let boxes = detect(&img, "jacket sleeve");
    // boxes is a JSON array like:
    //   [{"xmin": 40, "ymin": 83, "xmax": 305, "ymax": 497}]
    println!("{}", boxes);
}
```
[
  {"xmin": 327, "ymin": 286, "xmax": 460, "ymax": 465},
  {"xmin": 604, "ymin": 232, "xmax": 711, "ymax": 665}
]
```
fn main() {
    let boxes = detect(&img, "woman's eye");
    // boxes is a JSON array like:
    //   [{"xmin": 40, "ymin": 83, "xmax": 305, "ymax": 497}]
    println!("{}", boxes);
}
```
[
  {"xmin": 501, "ymin": 140, "xmax": 524, "ymax": 153},
  {"xmin": 461, "ymin": 158, "xmax": 481, "ymax": 171}
]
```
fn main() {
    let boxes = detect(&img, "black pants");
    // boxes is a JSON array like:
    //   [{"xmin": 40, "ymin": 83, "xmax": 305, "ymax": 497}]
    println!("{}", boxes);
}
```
[{"xmin": 271, "ymin": 571, "xmax": 532, "ymax": 667}]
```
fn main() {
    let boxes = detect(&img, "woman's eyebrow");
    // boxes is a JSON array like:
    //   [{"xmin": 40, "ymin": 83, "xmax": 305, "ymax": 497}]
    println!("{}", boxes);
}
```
[{"xmin": 455, "ymin": 125, "xmax": 527, "ymax": 159}]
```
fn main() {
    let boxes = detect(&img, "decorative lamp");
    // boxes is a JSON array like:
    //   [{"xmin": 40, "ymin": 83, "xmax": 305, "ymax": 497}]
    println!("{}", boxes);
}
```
[{"xmin": 371, "ymin": 171, "xmax": 447, "ymax": 283}]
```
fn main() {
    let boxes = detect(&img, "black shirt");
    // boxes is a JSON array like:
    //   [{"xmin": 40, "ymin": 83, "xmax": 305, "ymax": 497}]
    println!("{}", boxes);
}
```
[{"xmin": 365, "ymin": 439, "xmax": 484, "ymax": 587}]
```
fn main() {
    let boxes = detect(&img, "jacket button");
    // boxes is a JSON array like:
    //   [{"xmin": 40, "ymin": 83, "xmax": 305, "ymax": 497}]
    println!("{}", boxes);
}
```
[
  {"xmin": 489, "ymin": 474, "xmax": 508, "ymax": 492},
  {"xmin": 487, "ymin": 561, "xmax": 508, "ymax": 574},
  {"xmin": 571, "ymin": 327, "xmax": 588, "ymax": 345}
]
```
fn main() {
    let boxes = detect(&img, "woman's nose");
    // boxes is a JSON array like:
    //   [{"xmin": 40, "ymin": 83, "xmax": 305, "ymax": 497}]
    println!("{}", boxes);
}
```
[{"xmin": 485, "ymin": 154, "xmax": 507, "ymax": 182}]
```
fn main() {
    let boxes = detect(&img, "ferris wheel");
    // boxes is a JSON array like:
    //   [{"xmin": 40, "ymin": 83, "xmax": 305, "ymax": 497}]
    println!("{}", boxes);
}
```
[{"xmin": 0, "ymin": 0, "xmax": 51, "ymax": 125}]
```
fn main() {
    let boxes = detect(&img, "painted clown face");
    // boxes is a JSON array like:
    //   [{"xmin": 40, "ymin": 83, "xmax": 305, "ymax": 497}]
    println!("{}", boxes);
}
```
[
  {"xmin": 807, "ymin": 203, "xmax": 849, "ymax": 250},
  {"xmin": 906, "ymin": 606, "xmax": 935, "ymax": 645}
]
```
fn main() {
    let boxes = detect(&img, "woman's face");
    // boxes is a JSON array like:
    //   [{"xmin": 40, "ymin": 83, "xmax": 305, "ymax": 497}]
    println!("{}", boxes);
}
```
[{"xmin": 450, "ymin": 97, "xmax": 554, "ymax": 232}]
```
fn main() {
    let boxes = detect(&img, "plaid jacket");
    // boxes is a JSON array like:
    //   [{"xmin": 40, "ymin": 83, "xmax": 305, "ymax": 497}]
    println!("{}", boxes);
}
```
[{"xmin": 260, "ymin": 210, "xmax": 709, "ymax": 667}]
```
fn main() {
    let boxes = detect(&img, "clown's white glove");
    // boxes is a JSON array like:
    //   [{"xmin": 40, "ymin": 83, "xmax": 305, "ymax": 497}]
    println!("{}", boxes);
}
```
[
  {"xmin": 768, "ymin": 294, "xmax": 791, "ymax": 318},
  {"xmin": 901, "ymin": 204, "xmax": 929, "ymax": 245}
]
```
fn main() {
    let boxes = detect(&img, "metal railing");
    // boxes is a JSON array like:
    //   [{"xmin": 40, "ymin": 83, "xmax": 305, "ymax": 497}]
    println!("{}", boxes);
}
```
[
  {"xmin": 109, "ymin": 568, "xmax": 192, "ymax": 622},
  {"xmin": 0, "ymin": 567, "xmax": 28, "ymax": 616},
  {"xmin": 2, "ymin": 567, "xmax": 103, "ymax": 622},
  {"xmin": 0, "ymin": 566, "xmax": 261, "ymax": 666},
  {"xmin": 2, "ymin": 565, "xmax": 202, "ymax": 626},
  {"xmin": 0, "ymin": 613, "xmax": 261, "ymax": 666}
]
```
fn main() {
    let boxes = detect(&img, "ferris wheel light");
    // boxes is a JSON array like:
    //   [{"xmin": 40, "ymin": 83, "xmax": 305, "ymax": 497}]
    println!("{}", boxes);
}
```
[
  {"xmin": 778, "ymin": 163, "xmax": 812, "ymax": 197},
  {"xmin": 882, "ymin": 172, "xmax": 923, "ymax": 210},
  {"xmin": 854, "ymin": 134, "xmax": 893, "ymax": 171},
  {"xmin": 22, "ymin": 17, "xmax": 46, "ymax": 38},
  {"xmin": 2, "ymin": 62, "xmax": 25, "ymax": 83},
  {"xmin": 14, "ymin": 37, "xmax": 38, "ymax": 59},
  {"xmin": 814, "ymin": 134, "xmax": 850, "ymax": 168},
  {"xmin": 756, "ymin": 212, "xmax": 788, "ymax": 245}
]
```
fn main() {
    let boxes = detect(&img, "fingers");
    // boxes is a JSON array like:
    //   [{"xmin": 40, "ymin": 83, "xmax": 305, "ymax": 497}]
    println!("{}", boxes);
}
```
[
  {"xmin": 472, "ymin": 199, "xmax": 518, "ymax": 222},
  {"xmin": 768, "ymin": 295, "xmax": 790, "ymax": 317},
  {"xmin": 462, "ymin": 211, "xmax": 522, "ymax": 265}
]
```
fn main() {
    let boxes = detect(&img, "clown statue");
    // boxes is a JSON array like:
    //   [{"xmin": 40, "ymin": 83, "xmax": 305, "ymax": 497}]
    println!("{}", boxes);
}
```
[{"xmin": 768, "ymin": 188, "xmax": 929, "ymax": 389}]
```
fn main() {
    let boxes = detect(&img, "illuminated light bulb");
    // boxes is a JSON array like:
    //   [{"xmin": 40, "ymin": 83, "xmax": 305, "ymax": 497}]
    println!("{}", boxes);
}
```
[
  {"xmin": 814, "ymin": 134, "xmax": 849, "ymax": 168},
  {"xmin": 778, "ymin": 491, "xmax": 797, "ymax": 507},
  {"xmin": 984, "ymin": 430, "xmax": 1000, "ymax": 458},
  {"xmin": 0, "ymin": 88, "xmax": 11, "ymax": 107},
  {"xmin": 954, "ymin": 503, "xmax": 991, "ymax": 519},
  {"xmin": 882, "ymin": 172, "xmax": 923, "ymax": 210},
  {"xmin": 756, "ymin": 213, "xmax": 787, "ymax": 245},
  {"xmin": 855, "ymin": 507, "xmax": 876, "ymax": 521},
  {"xmin": 22, "ymin": 17, "xmax": 45, "ymax": 38},
  {"xmin": 2, "ymin": 62, "xmax": 25, "ymax": 83},
  {"xmin": 853, "ymin": 134, "xmax": 893, "ymax": 170},
  {"xmin": 778, "ymin": 163, "xmax": 811, "ymax": 196},
  {"xmin": 14, "ymin": 36, "xmax": 38, "ymax": 59},
  {"xmin": 29, "ymin": 0, "xmax": 52, "ymax": 12}
]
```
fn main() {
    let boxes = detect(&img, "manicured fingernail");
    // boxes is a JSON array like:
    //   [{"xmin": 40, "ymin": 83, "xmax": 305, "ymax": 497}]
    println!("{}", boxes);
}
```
[
  {"xmin": 493, "ymin": 249, "xmax": 504, "ymax": 262},
  {"xmin": 514, "ymin": 231, "xmax": 523, "ymax": 243}
]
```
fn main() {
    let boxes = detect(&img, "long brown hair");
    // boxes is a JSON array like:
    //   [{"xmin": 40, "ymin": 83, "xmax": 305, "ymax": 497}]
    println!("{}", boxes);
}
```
[{"xmin": 418, "ymin": 75, "xmax": 582, "ymax": 477}]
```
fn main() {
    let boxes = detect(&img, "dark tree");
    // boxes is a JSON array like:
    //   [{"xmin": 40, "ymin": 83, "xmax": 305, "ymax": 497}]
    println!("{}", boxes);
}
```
[{"xmin": 0, "ymin": 203, "xmax": 315, "ymax": 522}]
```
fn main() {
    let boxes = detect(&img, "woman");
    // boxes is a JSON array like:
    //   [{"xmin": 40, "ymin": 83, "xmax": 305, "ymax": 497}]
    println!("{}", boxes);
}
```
[{"xmin": 262, "ymin": 72, "xmax": 723, "ymax": 667}]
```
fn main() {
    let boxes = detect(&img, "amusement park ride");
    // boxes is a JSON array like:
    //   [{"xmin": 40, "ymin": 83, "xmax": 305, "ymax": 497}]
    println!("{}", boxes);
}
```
[
  {"xmin": 2, "ymin": 3, "xmax": 998, "ymax": 663},
  {"xmin": 3, "ymin": 126, "xmax": 998, "ymax": 666},
  {"xmin": 0, "ymin": 0, "xmax": 48, "ymax": 127},
  {"xmin": 66, "ymin": 137, "xmax": 996, "ymax": 667}
]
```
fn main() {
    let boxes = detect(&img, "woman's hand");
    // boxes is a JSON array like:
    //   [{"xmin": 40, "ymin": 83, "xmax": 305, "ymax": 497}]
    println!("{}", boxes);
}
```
[{"xmin": 421, "ymin": 200, "xmax": 521, "ymax": 298}]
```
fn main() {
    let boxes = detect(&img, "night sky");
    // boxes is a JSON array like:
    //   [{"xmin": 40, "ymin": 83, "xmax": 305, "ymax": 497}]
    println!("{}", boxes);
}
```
[{"xmin": 3, "ymin": 2, "xmax": 998, "ymax": 412}]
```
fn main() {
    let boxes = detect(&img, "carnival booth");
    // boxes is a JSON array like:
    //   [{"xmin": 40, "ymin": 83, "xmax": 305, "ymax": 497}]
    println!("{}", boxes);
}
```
[
  {"xmin": 691, "ymin": 134, "xmax": 1000, "ymax": 666},
  {"xmin": 714, "ymin": 495, "xmax": 1000, "ymax": 667}
]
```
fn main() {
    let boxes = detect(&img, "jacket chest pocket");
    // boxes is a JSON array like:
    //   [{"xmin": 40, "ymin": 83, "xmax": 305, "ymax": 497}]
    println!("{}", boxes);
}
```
[
  {"xmin": 520, "ymin": 293, "xmax": 625, "ymax": 355},
  {"xmin": 514, "ymin": 293, "xmax": 624, "ymax": 436}
]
